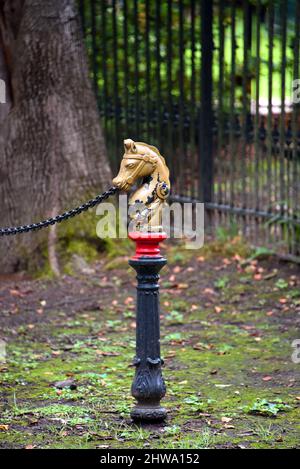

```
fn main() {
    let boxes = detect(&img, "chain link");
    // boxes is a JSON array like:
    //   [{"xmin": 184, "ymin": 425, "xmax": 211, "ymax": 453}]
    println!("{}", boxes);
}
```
[{"xmin": 0, "ymin": 187, "xmax": 118, "ymax": 237}]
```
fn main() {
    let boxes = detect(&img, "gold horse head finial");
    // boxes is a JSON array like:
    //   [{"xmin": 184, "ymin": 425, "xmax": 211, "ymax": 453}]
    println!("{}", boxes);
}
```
[{"xmin": 113, "ymin": 139, "xmax": 170, "ymax": 232}]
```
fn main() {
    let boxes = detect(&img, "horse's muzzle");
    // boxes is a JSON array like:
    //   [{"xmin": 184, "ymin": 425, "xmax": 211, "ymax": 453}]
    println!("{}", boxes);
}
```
[{"xmin": 112, "ymin": 177, "xmax": 131, "ymax": 191}]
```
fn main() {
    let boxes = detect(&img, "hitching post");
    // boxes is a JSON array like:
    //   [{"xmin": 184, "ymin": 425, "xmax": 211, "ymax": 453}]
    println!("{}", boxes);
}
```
[{"xmin": 113, "ymin": 139, "xmax": 171, "ymax": 422}]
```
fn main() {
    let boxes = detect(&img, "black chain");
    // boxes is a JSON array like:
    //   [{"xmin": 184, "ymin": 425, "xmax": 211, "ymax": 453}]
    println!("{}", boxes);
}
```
[{"xmin": 0, "ymin": 186, "xmax": 118, "ymax": 237}]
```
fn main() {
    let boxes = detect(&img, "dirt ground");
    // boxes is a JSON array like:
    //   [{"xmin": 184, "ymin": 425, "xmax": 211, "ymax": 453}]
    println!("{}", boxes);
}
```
[{"xmin": 0, "ymin": 239, "xmax": 299, "ymax": 449}]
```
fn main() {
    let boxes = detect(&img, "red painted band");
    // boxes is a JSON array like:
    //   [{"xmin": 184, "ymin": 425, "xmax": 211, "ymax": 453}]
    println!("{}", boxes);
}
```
[{"xmin": 128, "ymin": 232, "xmax": 167, "ymax": 259}]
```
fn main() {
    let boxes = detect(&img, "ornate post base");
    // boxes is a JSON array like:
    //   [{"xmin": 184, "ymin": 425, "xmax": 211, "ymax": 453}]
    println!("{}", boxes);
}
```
[{"xmin": 129, "ymin": 232, "xmax": 167, "ymax": 422}]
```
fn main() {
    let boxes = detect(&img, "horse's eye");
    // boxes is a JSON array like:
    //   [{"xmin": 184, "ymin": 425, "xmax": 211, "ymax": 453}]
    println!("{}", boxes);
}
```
[{"xmin": 126, "ymin": 163, "xmax": 136, "ymax": 169}]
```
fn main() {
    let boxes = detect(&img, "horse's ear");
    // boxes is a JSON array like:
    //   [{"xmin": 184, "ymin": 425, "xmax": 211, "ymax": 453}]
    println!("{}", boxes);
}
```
[
  {"xmin": 124, "ymin": 139, "xmax": 134, "ymax": 152},
  {"xmin": 124, "ymin": 139, "xmax": 137, "ymax": 153}
]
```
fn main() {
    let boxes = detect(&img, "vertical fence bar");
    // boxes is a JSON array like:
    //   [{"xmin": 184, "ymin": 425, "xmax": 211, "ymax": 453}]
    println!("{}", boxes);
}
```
[
  {"xmin": 101, "ymin": 0, "xmax": 108, "ymax": 134},
  {"xmin": 268, "ymin": 0, "xmax": 277, "ymax": 247},
  {"xmin": 267, "ymin": 0, "xmax": 274, "ymax": 222},
  {"xmin": 79, "ymin": 0, "xmax": 86, "ymax": 36},
  {"xmin": 112, "ymin": 0, "xmax": 119, "ymax": 170},
  {"xmin": 178, "ymin": 0, "xmax": 185, "ymax": 195},
  {"xmin": 279, "ymin": 0, "xmax": 287, "ymax": 247},
  {"xmin": 155, "ymin": 0, "xmax": 162, "ymax": 146},
  {"xmin": 241, "ymin": 0, "xmax": 250, "ymax": 235},
  {"xmin": 229, "ymin": 2, "xmax": 236, "ymax": 211},
  {"xmin": 292, "ymin": 0, "xmax": 300, "ymax": 256},
  {"xmin": 199, "ymin": 0, "xmax": 213, "ymax": 203},
  {"xmin": 134, "ymin": 0, "xmax": 140, "ymax": 138},
  {"xmin": 167, "ymin": 0, "xmax": 173, "ymax": 182},
  {"xmin": 254, "ymin": 0, "xmax": 261, "ymax": 240},
  {"xmin": 190, "ymin": 0, "xmax": 196, "ymax": 199},
  {"xmin": 123, "ymin": 0, "xmax": 129, "ymax": 136},
  {"xmin": 90, "ymin": 0, "xmax": 98, "ymax": 98},
  {"xmin": 145, "ymin": 0, "xmax": 151, "ymax": 142},
  {"xmin": 217, "ymin": 0, "xmax": 225, "ymax": 208}
]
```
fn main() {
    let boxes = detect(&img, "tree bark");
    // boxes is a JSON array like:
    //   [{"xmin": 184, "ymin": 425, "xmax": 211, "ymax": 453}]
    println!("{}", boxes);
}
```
[{"xmin": 0, "ymin": 0, "xmax": 111, "ymax": 273}]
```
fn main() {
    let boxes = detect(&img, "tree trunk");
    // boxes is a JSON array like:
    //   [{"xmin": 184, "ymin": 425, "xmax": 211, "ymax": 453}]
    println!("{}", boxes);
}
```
[{"xmin": 0, "ymin": 0, "xmax": 112, "ymax": 273}]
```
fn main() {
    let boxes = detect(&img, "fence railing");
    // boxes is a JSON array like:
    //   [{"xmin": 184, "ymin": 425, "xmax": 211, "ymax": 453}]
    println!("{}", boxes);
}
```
[{"xmin": 80, "ymin": 0, "xmax": 300, "ymax": 260}]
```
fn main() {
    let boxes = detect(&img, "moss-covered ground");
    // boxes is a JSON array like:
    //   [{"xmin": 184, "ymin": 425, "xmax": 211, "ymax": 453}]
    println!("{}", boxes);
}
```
[{"xmin": 0, "ymin": 238, "xmax": 299, "ymax": 449}]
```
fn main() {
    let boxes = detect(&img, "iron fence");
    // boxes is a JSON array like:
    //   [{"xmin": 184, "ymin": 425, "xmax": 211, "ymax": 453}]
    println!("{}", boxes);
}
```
[{"xmin": 80, "ymin": 0, "xmax": 300, "ymax": 260}]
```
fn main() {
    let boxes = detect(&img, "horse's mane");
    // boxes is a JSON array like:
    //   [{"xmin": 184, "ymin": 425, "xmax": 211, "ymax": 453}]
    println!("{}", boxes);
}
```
[{"xmin": 136, "ymin": 142, "xmax": 166, "ymax": 165}]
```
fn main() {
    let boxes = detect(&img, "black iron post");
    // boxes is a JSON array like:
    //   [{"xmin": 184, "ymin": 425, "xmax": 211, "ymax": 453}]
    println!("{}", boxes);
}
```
[{"xmin": 129, "ymin": 254, "xmax": 167, "ymax": 422}]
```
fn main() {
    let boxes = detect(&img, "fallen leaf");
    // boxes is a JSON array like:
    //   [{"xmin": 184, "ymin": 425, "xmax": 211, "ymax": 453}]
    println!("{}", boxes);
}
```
[
  {"xmin": 233, "ymin": 254, "xmax": 242, "ymax": 262},
  {"xmin": 204, "ymin": 288, "xmax": 215, "ymax": 295},
  {"xmin": 9, "ymin": 289, "xmax": 25, "ymax": 298},
  {"xmin": 221, "ymin": 417, "xmax": 232, "ymax": 423},
  {"xmin": 242, "ymin": 325, "xmax": 256, "ymax": 330},
  {"xmin": 0, "ymin": 425, "xmax": 9, "ymax": 431},
  {"xmin": 177, "ymin": 283, "xmax": 188, "ymax": 289},
  {"xmin": 214, "ymin": 306, "xmax": 223, "ymax": 314},
  {"xmin": 262, "ymin": 376, "xmax": 272, "ymax": 381},
  {"xmin": 253, "ymin": 274, "xmax": 262, "ymax": 281},
  {"xmin": 222, "ymin": 258, "xmax": 231, "ymax": 266},
  {"xmin": 95, "ymin": 350, "xmax": 120, "ymax": 357},
  {"xmin": 124, "ymin": 296, "xmax": 134, "ymax": 305},
  {"xmin": 215, "ymin": 384, "xmax": 232, "ymax": 388},
  {"xmin": 193, "ymin": 342, "xmax": 214, "ymax": 351}
]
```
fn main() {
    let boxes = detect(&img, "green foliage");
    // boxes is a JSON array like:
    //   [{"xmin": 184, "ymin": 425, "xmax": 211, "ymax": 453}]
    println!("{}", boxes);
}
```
[
  {"xmin": 242, "ymin": 246, "xmax": 274, "ymax": 266},
  {"xmin": 275, "ymin": 278, "xmax": 289, "ymax": 290},
  {"xmin": 289, "ymin": 289, "xmax": 300, "ymax": 299},
  {"xmin": 244, "ymin": 398, "xmax": 291, "ymax": 417},
  {"xmin": 183, "ymin": 396, "xmax": 215, "ymax": 413},
  {"xmin": 252, "ymin": 423, "xmax": 277, "ymax": 442},
  {"xmin": 216, "ymin": 223, "xmax": 239, "ymax": 243},
  {"xmin": 165, "ymin": 310, "xmax": 184, "ymax": 325},
  {"xmin": 214, "ymin": 275, "xmax": 230, "ymax": 290},
  {"xmin": 164, "ymin": 332, "xmax": 183, "ymax": 342}
]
